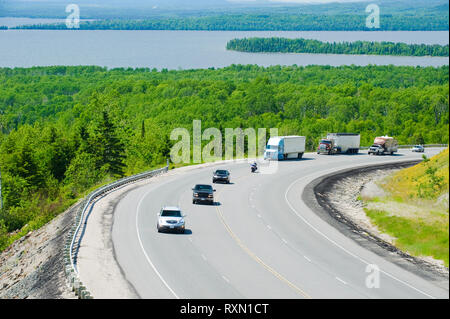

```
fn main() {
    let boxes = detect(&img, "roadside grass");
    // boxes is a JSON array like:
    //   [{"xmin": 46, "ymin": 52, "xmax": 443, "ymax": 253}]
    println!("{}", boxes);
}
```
[
  {"xmin": 362, "ymin": 148, "xmax": 449, "ymax": 268},
  {"xmin": 365, "ymin": 208, "xmax": 449, "ymax": 267},
  {"xmin": 381, "ymin": 148, "xmax": 449, "ymax": 202}
]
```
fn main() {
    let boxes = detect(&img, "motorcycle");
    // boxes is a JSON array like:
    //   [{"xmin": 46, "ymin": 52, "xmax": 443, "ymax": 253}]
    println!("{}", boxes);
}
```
[{"xmin": 251, "ymin": 164, "xmax": 258, "ymax": 173}]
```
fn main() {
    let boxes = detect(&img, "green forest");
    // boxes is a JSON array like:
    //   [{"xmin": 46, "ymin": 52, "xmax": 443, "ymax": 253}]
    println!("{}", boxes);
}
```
[
  {"xmin": 227, "ymin": 38, "xmax": 450, "ymax": 57},
  {"xmin": 3, "ymin": 0, "xmax": 448, "ymax": 31},
  {"xmin": 0, "ymin": 64, "xmax": 449, "ymax": 250},
  {"xmin": 12, "ymin": 13, "xmax": 449, "ymax": 31}
]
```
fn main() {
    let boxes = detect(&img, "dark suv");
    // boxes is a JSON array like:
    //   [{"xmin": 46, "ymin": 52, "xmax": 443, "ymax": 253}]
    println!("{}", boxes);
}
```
[
  {"xmin": 192, "ymin": 184, "xmax": 215, "ymax": 205},
  {"xmin": 213, "ymin": 169, "xmax": 230, "ymax": 184}
]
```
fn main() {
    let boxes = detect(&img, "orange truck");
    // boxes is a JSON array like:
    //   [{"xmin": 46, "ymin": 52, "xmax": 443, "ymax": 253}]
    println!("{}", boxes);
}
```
[{"xmin": 368, "ymin": 136, "xmax": 399, "ymax": 155}]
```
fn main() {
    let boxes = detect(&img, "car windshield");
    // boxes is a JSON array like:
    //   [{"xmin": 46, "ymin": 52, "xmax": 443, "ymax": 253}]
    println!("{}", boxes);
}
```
[
  {"xmin": 320, "ymin": 140, "xmax": 331, "ymax": 144},
  {"xmin": 371, "ymin": 144, "xmax": 381, "ymax": 147},
  {"xmin": 195, "ymin": 185, "xmax": 213, "ymax": 191},
  {"xmin": 161, "ymin": 210, "xmax": 182, "ymax": 217},
  {"xmin": 414, "ymin": 145, "xmax": 422, "ymax": 148},
  {"xmin": 215, "ymin": 170, "xmax": 228, "ymax": 175}
]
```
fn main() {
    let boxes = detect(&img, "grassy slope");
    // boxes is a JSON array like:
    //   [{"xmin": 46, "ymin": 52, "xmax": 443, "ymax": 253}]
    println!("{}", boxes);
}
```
[
  {"xmin": 364, "ymin": 148, "xmax": 449, "ymax": 267},
  {"xmin": 383, "ymin": 148, "xmax": 449, "ymax": 200}
]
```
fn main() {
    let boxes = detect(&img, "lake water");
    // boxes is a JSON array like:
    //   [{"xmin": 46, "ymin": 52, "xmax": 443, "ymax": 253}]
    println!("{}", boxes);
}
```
[{"xmin": 0, "ymin": 30, "xmax": 448, "ymax": 69}]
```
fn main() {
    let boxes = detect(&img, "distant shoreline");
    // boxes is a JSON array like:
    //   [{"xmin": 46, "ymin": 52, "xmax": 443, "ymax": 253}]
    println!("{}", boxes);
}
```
[
  {"xmin": 226, "ymin": 37, "xmax": 450, "ymax": 57},
  {"xmin": 6, "ymin": 14, "xmax": 449, "ymax": 32}
]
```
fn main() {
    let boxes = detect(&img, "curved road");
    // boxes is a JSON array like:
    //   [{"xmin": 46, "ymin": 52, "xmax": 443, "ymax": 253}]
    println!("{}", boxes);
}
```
[{"xmin": 112, "ymin": 148, "xmax": 448, "ymax": 299}]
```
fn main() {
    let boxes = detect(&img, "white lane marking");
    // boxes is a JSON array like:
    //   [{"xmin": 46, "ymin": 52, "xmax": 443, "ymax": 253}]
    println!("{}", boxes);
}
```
[
  {"xmin": 257, "ymin": 214, "xmax": 262, "ymax": 218},
  {"xmin": 281, "ymin": 238, "xmax": 288, "ymax": 244},
  {"xmin": 222, "ymin": 275, "xmax": 230, "ymax": 283},
  {"xmin": 304, "ymin": 256, "xmax": 311, "ymax": 262},
  {"xmin": 201, "ymin": 254, "xmax": 207, "ymax": 261},
  {"xmin": 267, "ymin": 225, "xmax": 272, "ymax": 230},
  {"xmin": 284, "ymin": 173, "xmax": 436, "ymax": 299},
  {"xmin": 136, "ymin": 191, "xmax": 179, "ymax": 299},
  {"xmin": 336, "ymin": 277, "xmax": 347, "ymax": 285}
]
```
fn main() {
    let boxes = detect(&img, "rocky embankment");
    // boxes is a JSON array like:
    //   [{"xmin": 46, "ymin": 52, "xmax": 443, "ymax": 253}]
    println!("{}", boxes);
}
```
[
  {"xmin": 324, "ymin": 166, "xmax": 449, "ymax": 277},
  {"xmin": 0, "ymin": 202, "xmax": 80, "ymax": 299}
]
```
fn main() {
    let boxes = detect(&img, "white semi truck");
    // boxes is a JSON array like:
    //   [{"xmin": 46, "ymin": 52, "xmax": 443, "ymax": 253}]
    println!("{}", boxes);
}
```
[
  {"xmin": 264, "ymin": 136, "xmax": 306, "ymax": 160},
  {"xmin": 368, "ymin": 136, "xmax": 398, "ymax": 155},
  {"xmin": 317, "ymin": 133, "xmax": 360, "ymax": 155}
]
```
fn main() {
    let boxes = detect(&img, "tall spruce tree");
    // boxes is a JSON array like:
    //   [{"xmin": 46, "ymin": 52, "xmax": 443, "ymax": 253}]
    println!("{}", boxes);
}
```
[{"xmin": 94, "ymin": 111, "xmax": 125, "ymax": 177}]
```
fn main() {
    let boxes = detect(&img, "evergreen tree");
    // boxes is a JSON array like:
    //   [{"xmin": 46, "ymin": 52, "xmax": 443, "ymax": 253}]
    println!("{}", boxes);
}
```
[{"xmin": 93, "ymin": 111, "xmax": 126, "ymax": 177}]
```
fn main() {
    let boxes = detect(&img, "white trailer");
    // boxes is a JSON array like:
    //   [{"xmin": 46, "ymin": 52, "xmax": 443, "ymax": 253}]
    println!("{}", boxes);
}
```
[
  {"xmin": 318, "ymin": 133, "xmax": 360, "ymax": 154},
  {"xmin": 264, "ymin": 136, "xmax": 306, "ymax": 160}
]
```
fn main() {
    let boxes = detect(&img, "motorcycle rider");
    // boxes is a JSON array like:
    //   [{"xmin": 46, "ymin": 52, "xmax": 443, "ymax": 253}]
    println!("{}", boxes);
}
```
[{"xmin": 251, "ymin": 161, "xmax": 258, "ymax": 172}]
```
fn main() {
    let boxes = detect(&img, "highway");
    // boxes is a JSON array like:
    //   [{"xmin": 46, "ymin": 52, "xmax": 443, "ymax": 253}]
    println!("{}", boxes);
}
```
[{"xmin": 111, "ymin": 148, "xmax": 449, "ymax": 299}]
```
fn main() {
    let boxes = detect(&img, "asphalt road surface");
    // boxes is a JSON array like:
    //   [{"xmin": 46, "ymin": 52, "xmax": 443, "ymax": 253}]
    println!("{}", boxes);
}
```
[{"xmin": 112, "ymin": 148, "xmax": 449, "ymax": 299}]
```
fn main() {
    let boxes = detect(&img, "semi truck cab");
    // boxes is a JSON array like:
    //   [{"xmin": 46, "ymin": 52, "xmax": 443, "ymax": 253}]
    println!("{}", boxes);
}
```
[
  {"xmin": 264, "ymin": 136, "xmax": 305, "ymax": 161},
  {"xmin": 317, "ymin": 133, "xmax": 360, "ymax": 155},
  {"xmin": 264, "ymin": 137, "xmax": 284, "ymax": 160},
  {"xmin": 317, "ymin": 139, "xmax": 333, "ymax": 155}
]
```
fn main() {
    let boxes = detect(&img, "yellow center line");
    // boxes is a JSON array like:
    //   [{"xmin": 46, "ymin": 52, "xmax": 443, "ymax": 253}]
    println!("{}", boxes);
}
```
[{"xmin": 214, "ymin": 173, "xmax": 312, "ymax": 299}]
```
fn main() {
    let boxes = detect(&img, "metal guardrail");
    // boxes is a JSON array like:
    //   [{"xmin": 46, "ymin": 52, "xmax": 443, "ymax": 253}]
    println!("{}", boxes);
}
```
[
  {"xmin": 359, "ymin": 144, "xmax": 448, "ymax": 150},
  {"xmin": 63, "ymin": 165, "xmax": 169, "ymax": 299}
]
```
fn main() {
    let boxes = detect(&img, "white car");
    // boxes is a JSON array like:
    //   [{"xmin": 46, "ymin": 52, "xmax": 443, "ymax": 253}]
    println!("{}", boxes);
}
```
[
  {"xmin": 157, "ymin": 206, "xmax": 186, "ymax": 234},
  {"xmin": 412, "ymin": 145, "xmax": 425, "ymax": 152}
]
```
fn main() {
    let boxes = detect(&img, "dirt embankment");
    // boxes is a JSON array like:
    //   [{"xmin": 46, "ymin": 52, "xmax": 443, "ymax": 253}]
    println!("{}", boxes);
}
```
[{"xmin": 0, "ymin": 202, "xmax": 80, "ymax": 299}]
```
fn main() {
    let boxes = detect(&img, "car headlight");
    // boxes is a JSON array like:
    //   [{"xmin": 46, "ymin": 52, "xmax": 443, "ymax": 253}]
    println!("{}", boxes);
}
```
[
  {"xmin": 208, "ymin": 194, "xmax": 213, "ymax": 198},
  {"xmin": 194, "ymin": 193, "xmax": 199, "ymax": 197}
]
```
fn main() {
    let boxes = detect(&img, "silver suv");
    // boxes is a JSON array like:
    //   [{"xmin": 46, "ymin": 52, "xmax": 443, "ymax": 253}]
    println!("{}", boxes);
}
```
[
  {"xmin": 412, "ymin": 145, "xmax": 424, "ymax": 152},
  {"xmin": 157, "ymin": 206, "xmax": 186, "ymax": 234}
]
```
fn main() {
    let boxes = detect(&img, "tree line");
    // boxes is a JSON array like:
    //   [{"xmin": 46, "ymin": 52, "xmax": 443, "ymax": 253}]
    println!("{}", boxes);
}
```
[
  {"xmin": 226, "ymin": 38, "xmax": 450, "ymax": 57},
  {"xmin": 0, "ymin": 64, "xmax": 448, "ymax": 250},
  {"xmin": 12, "ymin": 13, "xmax": 449, "ymax": 31}
]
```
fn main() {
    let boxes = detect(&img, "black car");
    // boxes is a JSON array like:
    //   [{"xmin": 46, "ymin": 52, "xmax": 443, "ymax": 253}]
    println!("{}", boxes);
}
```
[
  {"xmin": 192, "ymin": 184, "xmax": 216, "ymax": 205},
  {"xmin": 213, "ymin": 169, "xmax": 230, "ymax": 184}
]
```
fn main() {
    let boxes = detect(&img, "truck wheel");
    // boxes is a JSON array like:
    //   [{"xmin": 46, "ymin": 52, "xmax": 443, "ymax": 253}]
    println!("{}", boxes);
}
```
[{"xmin": 298, "ymin": 153, "xmax": 303, "ymax": 159}]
